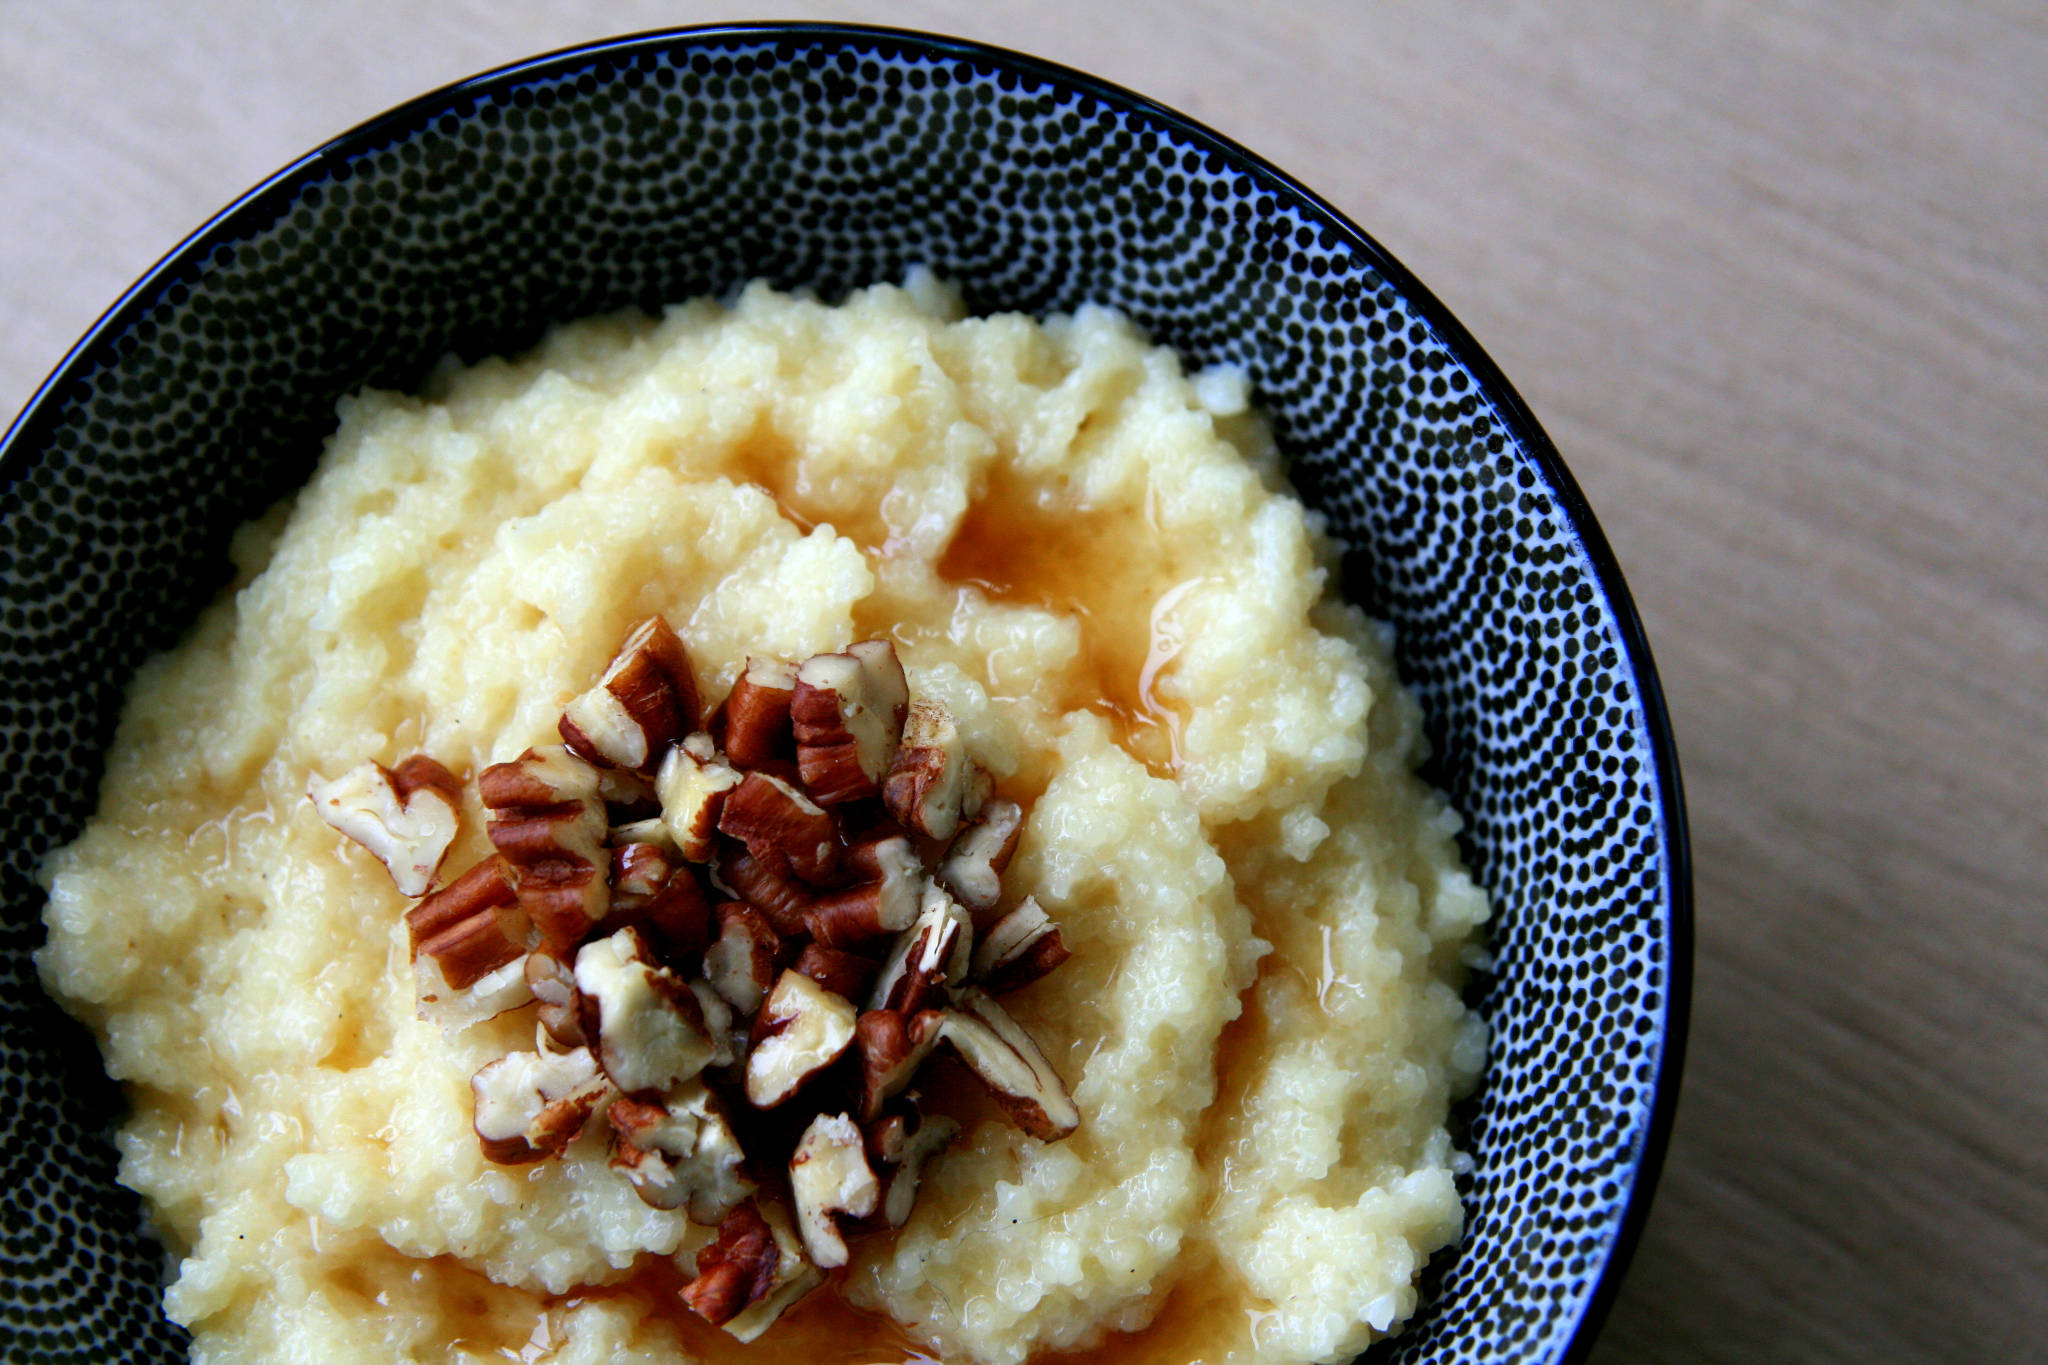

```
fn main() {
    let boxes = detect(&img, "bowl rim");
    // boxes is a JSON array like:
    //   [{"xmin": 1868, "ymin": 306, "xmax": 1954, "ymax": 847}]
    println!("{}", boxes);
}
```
[{"xmin": 0, "ymin": 21, "xmax": 1691, "ymax": 1363}]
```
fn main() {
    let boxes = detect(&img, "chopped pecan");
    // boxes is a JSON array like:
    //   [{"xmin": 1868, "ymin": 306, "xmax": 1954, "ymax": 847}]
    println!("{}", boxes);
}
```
[
  {"xmin": 789, "ymin": 1112, "xmax": 879, "ymax": 1268},
  {"xmin": 574, "ymin": 927, "xmax": 719, "ymax": 1095},
  {"xmin": 471, "ymin": 1045, "xmax": 611, "ymax": 1164},
  {"xmin": 717, "ymin": 771, "xmax": 839, "ymax": 885},
  {"xmin": 680, "ymin": 1199, "xmax": 823, "ymax": 1340},
  {"xmin": 526, "ymin": 945, "xmax": 585, "ymax": 1049},
  {"xmin": 853, "ymin": 1008, "xmax": 945, "ymax": 1122},
  {"xmin": 406, "ymin": 855, "xmax": 523, "ymax": 987},
  {"xmin": 867, "ymin": 1108, "xmax": 961, "ymax": 1228},
  {"xmin": 306, "ymin": 754, "xmax": 462, "ymax": 896},
  {"xmin": 805, "ymin": 833, "xmax": 922, "ymax": 949},
  {"xmin": 482, "ymin": 746, "xmax": 610, "ymax": 949},
  {"xmin": 936, "ymin": 798, "xmax": 1024, "ymax": 914},
  {"xmin": 723, "ymin": 657, "xmax": 798, "ymax": 768},
  {"xmin": 406, "ymin": 856, "xmax": 533, "ymax": 1033},
  {"xmin": 745, "ymin": 970, "xmax": 858, "ymax": 1110},
  {"xmin": 608, "ymin": 1082, "xmax": 755, "ymax": 1223},
  {"xmin": 938, "ymin": 988, "xmax": 1080, "ymax": 1141},
  {"xmin": 611, "ymin": 840, "xmax": 676, "ymax": 913},
  {"xmin": 656, "ymin": 733, "xmax": 743, "ymax": 863},
  {"xmin": 868, "ymin": 882, "xmax": 972, "ymax": 1016},
  {"xmin": 793, "ymin": 941, "xmax": 881, "ymax": 1002},
  {"xmin": 972, "ymin": 895, "xmax": 1072, "ymax": 994},
  {"xmin": 716, "ymin": 846, "xmax": 814, "ymax": 938},
  {"xmin": 791, "ymin": 640, "xmax": 909, "ymax": 805},
  {"xmin": 703, "ymin": 900, "xmax": 781, "ymax": 1015},
  {"xmin": 882, "ymin": 698, "xmax": 985, "ymax": 840},
  {"xmin": 559, "ymin": 615, "xmax": 702, "ymax": 771}
]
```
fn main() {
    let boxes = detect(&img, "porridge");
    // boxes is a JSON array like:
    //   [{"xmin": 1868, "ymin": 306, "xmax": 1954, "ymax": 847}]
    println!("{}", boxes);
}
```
[{"xmin": 37, "ymin": 274, "xmax": 1489, "ymax": 1365}]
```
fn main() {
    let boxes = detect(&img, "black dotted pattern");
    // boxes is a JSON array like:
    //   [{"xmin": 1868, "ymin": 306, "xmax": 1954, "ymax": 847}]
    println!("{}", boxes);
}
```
[{"xmin": 0, "ymin": 25, "xmax": 1687, "ymax": 1365}]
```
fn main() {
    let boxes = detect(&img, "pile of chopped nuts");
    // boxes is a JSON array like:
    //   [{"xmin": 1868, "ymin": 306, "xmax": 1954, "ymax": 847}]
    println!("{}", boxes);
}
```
[{"xmin": 306, "ymin": 617, "xmax": 1075, "ymax": 1339}]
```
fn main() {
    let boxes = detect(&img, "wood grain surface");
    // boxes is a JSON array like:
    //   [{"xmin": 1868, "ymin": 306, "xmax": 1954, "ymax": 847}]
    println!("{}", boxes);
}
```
[{"xmin": 4, "ymin": 4, "xmax": 2043, "ymax": 1362}]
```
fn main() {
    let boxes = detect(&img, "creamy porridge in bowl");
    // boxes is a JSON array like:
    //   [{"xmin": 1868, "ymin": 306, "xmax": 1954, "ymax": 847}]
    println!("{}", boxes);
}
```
[
  {"xmin": 37, "ymin": 277, "xmax": 1490, "ymax": 1365},
  {"xmin": 2, "ymin": 24, "xmax": 1689, "ymax": 1365}
]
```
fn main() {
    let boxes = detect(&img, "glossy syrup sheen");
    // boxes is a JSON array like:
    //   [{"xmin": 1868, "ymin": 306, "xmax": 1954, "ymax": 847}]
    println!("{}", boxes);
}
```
[{"xmin": 935, "ymin": 462, "xmax": 1197, "ymax": 780}]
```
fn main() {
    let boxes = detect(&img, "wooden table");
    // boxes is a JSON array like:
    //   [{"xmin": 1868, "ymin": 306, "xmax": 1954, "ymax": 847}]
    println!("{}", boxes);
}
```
[{"xmin": 5, "ymin": 5, "xmax": 2042, "ymax": 1362}]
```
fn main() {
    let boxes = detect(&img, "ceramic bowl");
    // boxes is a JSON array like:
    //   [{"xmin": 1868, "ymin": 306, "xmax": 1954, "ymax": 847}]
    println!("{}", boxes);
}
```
[{"xmin": 0, "ymin": 23, "xmax": 1689, "ymax": 1364}]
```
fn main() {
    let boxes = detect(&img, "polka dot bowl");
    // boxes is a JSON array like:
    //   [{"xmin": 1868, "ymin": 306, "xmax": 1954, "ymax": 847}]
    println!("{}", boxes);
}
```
[{"xmin": 0, "ymin": 23, "xmax": 1690, "ymax": 1365}]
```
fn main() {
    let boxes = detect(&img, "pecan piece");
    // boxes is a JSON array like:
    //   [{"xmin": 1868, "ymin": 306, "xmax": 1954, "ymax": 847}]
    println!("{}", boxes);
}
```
[
  {"xmin": 717, "ymin": 771, "xmax": 839, "ymax": 886},
  {"xmin": 525, "ymin": 945, "xmax": 585, "ymax": 1050},
  {"xmin": 938, "ymin": 988, "xmax": 1080, "ymax": 1141},
  {"xmin": 656, "ymin": 733, "xmax": 742, "ymax": 863},
  {"xmin": 306, "ymin": 754, "xmax": 462, "ymax": 896},
  {"xmin": 471, "ymin": 1045, "xmax": 611, "ymax": 1164},
  {"xmin": 868, "ymin": 881, "xmax": 972, "ymax": 1016},
  {"xmin": 745, "ymin": 970, "xmax": 858, "ymax": 1110},
  {"xmin": 406, "ymin": 856, "xmax": 533, "ymax": 1033},
  {"xmin": 793, "ymin": 941, "xmax": 881, "ymax": 1003},
  {"xmin": 723, "ymin": 657, "xmax": 798, "ymax": 768},
  {"xmin": 791, "ymin": 640, "xmax": 909, "ymax": 805},
  {"xmin": 789, "ymin": 1112, "xmax": 880, "ymax": 1269},
  {"xmin": 971, "ymin": 895, "xmax": 1072, "ymax": 994},
  {"xmin": 680, "ymin": 1199, "xmax": 823, "ymax": 1341},
  {"xmin": 703, "ymin": 900, "xmax": 782, "ymax": 1016},
  {"xmin": 559, "ymin": 615, "xmax": 702, "ymax": 772},
  {"xmin": 805, "ymin": 833, "xmax": 922, "ymax": 949},
  {"xmin": 574, "ymin": 926, "xmax": 719, "ymax": 1095},
  {"xmin": 867, "ymin": 1108, "xmax": 960, "ymax": 1228},
  {"xmin": 481, "ymin": 746, "xmax": 610, "ymax": 949},
  {"xmin": 936, "ymin": 799, "xmax": 1024, "ymax": 914},
  {"xmin": 608, "ymin": 1081, "xmax": 755, "ymax": 1223},
  {"xmin": 882, "ymin": 698, "xmax": 986, "ymax": 840},
  {"xmin": 716, "ymin": 846, "xmax": 814, "ymax": 938},
  {"xmin": 853, "ymin": 1007, "xmax": 945, "ymax": 1122}
]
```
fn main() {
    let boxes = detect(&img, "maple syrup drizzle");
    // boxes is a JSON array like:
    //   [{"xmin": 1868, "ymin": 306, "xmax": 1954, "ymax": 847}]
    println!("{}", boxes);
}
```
[{"xmin": 934, "ymin": 462, "xmax": 1194, "ymax": 779}]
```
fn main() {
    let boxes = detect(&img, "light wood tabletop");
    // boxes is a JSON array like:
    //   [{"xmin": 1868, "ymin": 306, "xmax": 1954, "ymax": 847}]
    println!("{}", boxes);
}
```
[{"xmin": 4, "ymin": 4, "xmax": 2042, "ymax": 1362}]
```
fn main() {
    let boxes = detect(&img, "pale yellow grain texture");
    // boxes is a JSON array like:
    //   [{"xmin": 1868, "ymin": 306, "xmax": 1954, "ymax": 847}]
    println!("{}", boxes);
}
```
[{"xmin": 39, "ymin": 278, "xmax": 1485, "ymax": 1365}]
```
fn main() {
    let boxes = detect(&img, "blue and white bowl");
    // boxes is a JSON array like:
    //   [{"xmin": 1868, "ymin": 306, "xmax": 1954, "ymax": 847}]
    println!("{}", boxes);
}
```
[{"xmin": 0, "ymin": 24, "xmax": 1689, "ymax": 1364}]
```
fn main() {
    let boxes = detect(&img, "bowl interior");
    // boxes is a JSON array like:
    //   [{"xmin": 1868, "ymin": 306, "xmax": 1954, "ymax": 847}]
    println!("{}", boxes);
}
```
[{"xmin": 0, "ymin": 25, "xmax": 1687, "ymax": 1364}]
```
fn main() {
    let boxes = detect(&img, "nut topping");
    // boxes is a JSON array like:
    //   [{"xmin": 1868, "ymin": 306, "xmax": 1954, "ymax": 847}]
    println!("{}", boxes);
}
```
[
  {"xmin": 717, "ymin": 771, "xmax": 839, "ymax": 885},
  {"xmin": 406, "ymin": 856, "xmax": 534, "ymax": 1033},
  {"xmin": 306, "ymin": 755, "xmax": 463, "ymax": 896},
  {"xmin": 854, "ymin": 1008, "xmax": 945, "ymax": 1121},
  {"xmin": 882, "ymin": 698, "xmax": 984, "ymax": 840},
  {"xmin": 574, "ymin": 927, "xmax": 719, "ymax": 1095},
  {"xmin": 805, "ymin": 833, "xmax": 922, "ymax": 948},
  {"xmin": 868, "ymin": 1109, "xmax": 961, "ymax": 1228},
  {"xmin": 971, "ymin": 895, "xmax": 1072, "ymax": 995},
  {"xmin": 680, "ymin": 1199, "xmax": 824, "ymax": 1341},
  {"xmin": 937, "ymin": 798, "xmax": 1024, "ymax": 914},
  {"xmin": 791, "ymin": 640, "xmax": 909, "ymax": 805},
  {"xmin": 789, "ymin": 1112, "xmax": 880, "ymax": 1268},
  {"xmin": 745, "ymin": 970, "xmax": 858, "ymax": 1110},
  {"xmin": 482, "ymin": 746, "xmax": 610, "ymax": 949},
  {"xmin": 607, "ymin": 1082, "xmax": 755, "ymax": 1223},
  {"xmin": 559, "ymin": 616, "xmax": 702, "ymax": 772},
  {"xmin": 326, "ymin": 623, "xmax": 1082, "ymax": 1276},
  {"xmin": 703, "ymin": 900, "xmax": 782, "ymax": 1016},
  {"xmin": 723, "ymin": 657, "xmax": 798, "ymax": 768},
  {"xmin": 525, "ymin": 946, "xmax": 586, "ymax": 1049},
  {"xmin": 939, "ymin": 988, "xmax": 1080, "ymax": 1141},
  {"xmin": 656, "ymin": 735, "xmax": 743, "ymax": 863},
  {"xmin": 869, "ymin": 881, "xmax": 972, "ymax": 1016},
  {"xmin": 471, "ymin": 1045, "xmax": 611, "ymax": 1164},
  {"xmin": 716, "ymin": 846, "xmax": 814, "ymax": 938}
]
